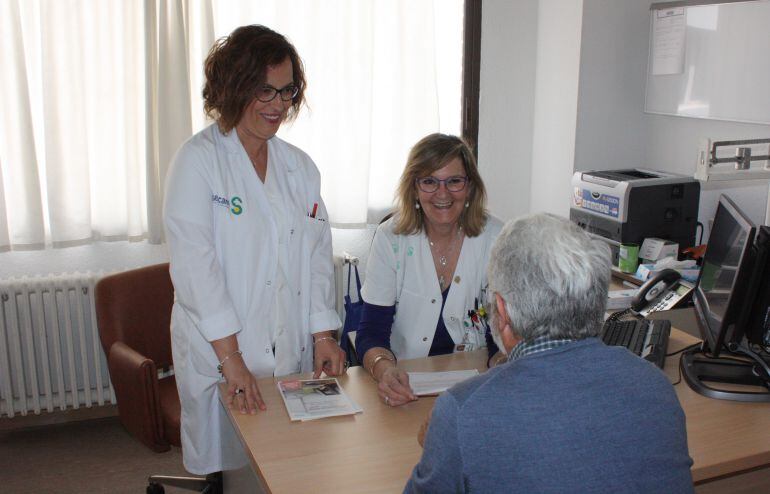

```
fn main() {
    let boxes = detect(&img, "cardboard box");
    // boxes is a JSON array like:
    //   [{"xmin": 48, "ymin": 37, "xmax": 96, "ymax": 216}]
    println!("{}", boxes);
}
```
[{"xmin": 640, "ymin": 238, "xmax": 678, "ymax": 263}]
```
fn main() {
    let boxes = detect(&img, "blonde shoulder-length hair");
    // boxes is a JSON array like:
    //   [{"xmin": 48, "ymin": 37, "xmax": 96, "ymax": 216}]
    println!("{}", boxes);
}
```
[{"xmin": 393, "ymin": 133, "xmax": 487, "ymax": 237}]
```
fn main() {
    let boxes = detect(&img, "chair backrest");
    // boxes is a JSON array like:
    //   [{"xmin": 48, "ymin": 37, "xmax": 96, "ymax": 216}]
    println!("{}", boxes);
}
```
[{"xmin": 95, "ymin": 263, "xmax": 174, "ymax": 368}]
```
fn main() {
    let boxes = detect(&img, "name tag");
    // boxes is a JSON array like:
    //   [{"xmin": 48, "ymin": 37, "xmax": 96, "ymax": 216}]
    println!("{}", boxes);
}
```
[{"xmin": 455, "ymin": 343, "xmax": 475, "ymax": 353}]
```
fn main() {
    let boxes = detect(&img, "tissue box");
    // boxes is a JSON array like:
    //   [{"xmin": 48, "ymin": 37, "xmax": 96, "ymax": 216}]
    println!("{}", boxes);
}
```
[
  {"xmin": 607, "ymin": 288, "xmax": 638, "ymax": 310},
  {"xmin": 635, "ymin": 263, "xmax": 660, "ymax": 281},
  {"xmin": 634, "ymin": 263, "xmax": 700, "ymax": 283},
  {"xmin": 640, "ymin": 238, "xmax": 678, "ymax": 263}
]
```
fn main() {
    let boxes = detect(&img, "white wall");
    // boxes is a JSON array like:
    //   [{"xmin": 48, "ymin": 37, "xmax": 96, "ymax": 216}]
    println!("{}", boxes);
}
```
[
  {"xmin": 0, "ymin": 228, "xmax": 377, "ymax": 279},
  {"xmin": 479, "ymin": 0, "xmax": 586, "ymax": 219},
  {"xmin": 645, "ymin": 114, "xmax": 770, "ymax": 233},
  {"xmin": 477, "ymin": 0, "xmax": 538, "ymax": 222},
  {"xmin": 573, "ymin": 0, "xmax": 770, "ymax": 235},
  {"xmin": 478, "ymin": 0, "xmax": 770, "ymax": 233},
  {"xmin": 529, "ymin": 0, "xmax": 584, "ymax": 216},
  {"xmin": 0, "ymin": 241, "xmax": 169, "ymax": 279},
  {"xmin": 574, "ymin": 0, "xmax": 650, "ymax": 174}
]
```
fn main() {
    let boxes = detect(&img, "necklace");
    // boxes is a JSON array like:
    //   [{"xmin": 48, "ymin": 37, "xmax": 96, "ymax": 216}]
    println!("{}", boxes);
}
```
[
  {"xmin": 428, "ymin": 227, "xmax": 463, "ymax": 290},
  {"xmin": 247, "ymin": 145, "xmax": 268, "ymax": 182}
]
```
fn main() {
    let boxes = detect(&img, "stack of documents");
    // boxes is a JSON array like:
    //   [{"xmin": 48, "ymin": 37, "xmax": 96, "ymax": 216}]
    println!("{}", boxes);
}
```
[
  {"xmin": 277, "ymin": 378, "xmax": 362, "ymax": 421},
  {"xmin": 407, "ymin": 369, "xmax": 480, "ymax": 396}
]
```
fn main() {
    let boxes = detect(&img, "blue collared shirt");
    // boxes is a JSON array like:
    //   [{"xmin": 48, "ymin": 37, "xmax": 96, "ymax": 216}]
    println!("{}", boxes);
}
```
[{"xmin": 507, "ymin": 335, "xmax": 574, "ymax": 362}]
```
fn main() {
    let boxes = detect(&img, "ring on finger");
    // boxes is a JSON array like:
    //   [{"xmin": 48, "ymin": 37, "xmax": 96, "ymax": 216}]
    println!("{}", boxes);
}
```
[
  {"xmin": 384, "ymin": 396, "xmax": 390, "ymax": 406},
  {"xmin": 235, "ymin": 388, "xmax": 244, "ymax": 395}
]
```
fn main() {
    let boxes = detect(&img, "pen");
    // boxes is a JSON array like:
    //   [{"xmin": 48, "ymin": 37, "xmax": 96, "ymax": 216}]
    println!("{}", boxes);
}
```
[{"xmin": 311, "ymin": 203, "xmax": 318, "ymax": 218}]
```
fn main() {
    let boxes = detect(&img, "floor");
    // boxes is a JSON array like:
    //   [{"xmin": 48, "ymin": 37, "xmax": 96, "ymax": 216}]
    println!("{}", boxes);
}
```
[{"xmin": 0, "ymin": 414, "xmax": 195, "ymax": 494}]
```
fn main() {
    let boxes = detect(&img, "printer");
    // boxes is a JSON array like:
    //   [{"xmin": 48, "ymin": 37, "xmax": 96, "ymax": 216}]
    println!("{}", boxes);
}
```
[{"xmin": 570, "ymin": 169, "xmax": 700, "ymax": 263}]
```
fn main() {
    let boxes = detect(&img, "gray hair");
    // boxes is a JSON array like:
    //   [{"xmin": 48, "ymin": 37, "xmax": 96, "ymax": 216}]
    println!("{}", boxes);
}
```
[{"xmin": 487, "ymin": 213, "xmax": 611, "ymax": 341}]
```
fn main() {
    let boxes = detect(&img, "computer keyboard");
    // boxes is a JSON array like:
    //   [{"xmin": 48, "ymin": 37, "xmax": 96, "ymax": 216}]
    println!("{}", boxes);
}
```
[{"xmin": 600, "ymin": 318, "xmax": 671, "ymax": 369}]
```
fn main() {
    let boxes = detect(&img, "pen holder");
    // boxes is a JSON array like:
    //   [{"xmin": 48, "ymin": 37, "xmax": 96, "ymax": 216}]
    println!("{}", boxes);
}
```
[{"xmin": 618, "ymin": 243, "xmax": 639, "ymax": 274}]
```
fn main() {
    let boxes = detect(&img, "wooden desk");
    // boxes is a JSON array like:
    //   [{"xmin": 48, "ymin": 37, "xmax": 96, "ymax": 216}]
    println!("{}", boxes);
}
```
[
  {"xmin": 222, "ymin": 351, "xmax": 487, "ymax": 493},
  {"xmin": 222, "ymin": 329, "xmax": 770, "ymax": 493},
  {"xmin": 664, "ymin": 330, "xmax": 770, "ymax": 484}
]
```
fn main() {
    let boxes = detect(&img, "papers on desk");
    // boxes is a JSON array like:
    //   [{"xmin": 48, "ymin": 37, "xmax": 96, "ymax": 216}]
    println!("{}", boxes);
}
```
[
  {"xmin": 607, "ymin": 288, "xmax": 637, "ymax": 310},
  {"xmin": 407, "ymin": 369, "xmax": 479, "ymax": 396},
  {"xmin": 277, "ymin": 378, "xmax": 362, "ymax": 422}
]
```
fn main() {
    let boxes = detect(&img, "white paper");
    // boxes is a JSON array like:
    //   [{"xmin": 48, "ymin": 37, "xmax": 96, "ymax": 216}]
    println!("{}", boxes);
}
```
[
  {"xmin": 652, "ymin": 7, "xmax": 686, "ymax": 75},
  {"xmin": 407, "ymin": 369, "xmax": 479, "ymax": 396},
  {"xmin": 607, "ymin": 288, "xmax": 638, "ymax": 310},
  {"xmin": 277, "ymin": 378, "xmax": 362, "ymax": 422}
]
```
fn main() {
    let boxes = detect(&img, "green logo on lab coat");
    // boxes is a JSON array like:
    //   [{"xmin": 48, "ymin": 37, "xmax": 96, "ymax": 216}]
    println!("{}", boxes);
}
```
[{"xmin": 231, "ymin": 196, "xmax": 243, "ymax": 215}]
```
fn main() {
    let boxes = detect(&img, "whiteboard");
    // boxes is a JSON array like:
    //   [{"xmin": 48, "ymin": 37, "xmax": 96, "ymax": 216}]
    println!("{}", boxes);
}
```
[{"xmin": 644, "ymin": 0, "xmax": 770, "ymax": 125}]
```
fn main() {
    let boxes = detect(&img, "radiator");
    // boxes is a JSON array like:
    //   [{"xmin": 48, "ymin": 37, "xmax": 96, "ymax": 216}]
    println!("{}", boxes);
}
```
[
  {"xmin": 0, "ymin": 261, "xmax": 356, "ymax": 418},
  {"xmin": 333, "ymin": 253, "xmax": 360, "ymax": 325},
  {"xmin": 0, "ymin": 272, "xmax": 115, "ymax": 418}
]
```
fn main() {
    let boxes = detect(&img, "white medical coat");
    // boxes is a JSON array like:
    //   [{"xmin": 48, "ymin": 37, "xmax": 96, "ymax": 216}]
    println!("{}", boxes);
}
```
[
  {"xmin": 163, "ymin": 124, "xmax": 341, "ymax": 474},
  {"xmin": 361, "ymin": 216, "xmax": 502, "ymax": 360}
]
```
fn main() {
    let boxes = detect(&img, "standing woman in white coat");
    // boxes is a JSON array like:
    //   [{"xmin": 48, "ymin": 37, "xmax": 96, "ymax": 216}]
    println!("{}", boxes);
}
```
[
  {"xmin": 163, "ymin": 25, "xmax": 345, "ymax": 475},
  {"xmin": 356, "ymin": 134, "xmax": 504, "ymax": 408}
]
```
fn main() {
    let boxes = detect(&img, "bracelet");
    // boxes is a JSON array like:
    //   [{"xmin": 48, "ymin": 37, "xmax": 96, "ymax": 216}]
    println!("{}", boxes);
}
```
[
  {"xmin": 313, "ymin": 336, "xmax": 337, "ymax": 345},
  {"xmin": 217, "ymin": 350, "xmax": 242, "ymax": 375},
  {"xmin": 368, "ymin": 352, "xmax": 395, "ymax": 377}
]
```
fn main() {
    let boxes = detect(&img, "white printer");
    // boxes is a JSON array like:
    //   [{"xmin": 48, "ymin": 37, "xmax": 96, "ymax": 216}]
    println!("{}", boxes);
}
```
[{"xmin": 570, "ymin": 169, "xmax": 700, "ymax": 262}]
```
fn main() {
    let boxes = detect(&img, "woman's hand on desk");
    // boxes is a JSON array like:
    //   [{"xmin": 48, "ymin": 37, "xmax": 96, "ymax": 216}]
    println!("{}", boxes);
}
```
[
  {"xmin": 313, "ymin": 331, "xmax": 347, "ymax": 378},
  {"xmin": 223, "ymin": 358, "xmax": 265, "ymax": 414},
  {"xmin": 378, "ymin": 367, "xmax": 418, "ymax": 407}
]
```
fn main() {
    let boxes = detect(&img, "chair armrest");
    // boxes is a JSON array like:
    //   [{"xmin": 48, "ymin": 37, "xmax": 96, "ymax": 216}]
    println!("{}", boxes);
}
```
[{"xmin": 108, "ymin": 341, "xmax": 170, "ymax": 452}]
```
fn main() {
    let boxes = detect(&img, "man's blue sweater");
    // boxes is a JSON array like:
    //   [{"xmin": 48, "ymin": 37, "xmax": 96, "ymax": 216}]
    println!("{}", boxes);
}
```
[{"xmin": 405, "ymin": 338, "xmax": 694, "ymax": 493}]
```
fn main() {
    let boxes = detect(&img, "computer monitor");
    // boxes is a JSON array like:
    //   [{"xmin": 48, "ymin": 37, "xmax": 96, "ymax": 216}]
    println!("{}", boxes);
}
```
[
  {"xmin": 692, "ymin": 195, "xmax": 756, "ymax": 357},
  {"xmin": 681, "ymin": 194, "xmax": 770, "ymax": 402},
  {"xmin": 741, "ymin": 225, "xmax": 770, "ymax": 351}
]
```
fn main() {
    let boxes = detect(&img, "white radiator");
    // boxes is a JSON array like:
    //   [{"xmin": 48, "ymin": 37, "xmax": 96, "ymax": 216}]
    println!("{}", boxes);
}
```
[
  {"xmin": 1, "ymin": 260, "xmax": 357, "ymax": 418},
  {"xmin": 0, "ymin": 272, "xmax": 115, "ymax": 418},
  {"xmin": 333, "ymin": 253, "xmax": 359, "ymax": 325}
]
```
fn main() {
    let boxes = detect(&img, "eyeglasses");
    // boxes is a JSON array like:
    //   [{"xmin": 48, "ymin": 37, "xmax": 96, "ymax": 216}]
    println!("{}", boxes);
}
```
[
  {"xmin": 255, "ymin": 84, "xmax": 299, "ymax": 103},
  {"xmin": 415, "ymin": 176, "xmax": 469, "ymax": 193}
]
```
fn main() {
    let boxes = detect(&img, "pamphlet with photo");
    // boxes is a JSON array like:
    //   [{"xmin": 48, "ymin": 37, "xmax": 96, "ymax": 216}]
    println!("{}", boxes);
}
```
[{"xmin": 277, "ymin": 378, "xmax": 362, "ymax": 421}]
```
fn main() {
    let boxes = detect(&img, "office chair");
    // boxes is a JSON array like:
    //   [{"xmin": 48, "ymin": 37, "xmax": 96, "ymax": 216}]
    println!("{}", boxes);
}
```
[{"xmin": 95, "ymin": 263, "xmax": 222, "ymax": 494}]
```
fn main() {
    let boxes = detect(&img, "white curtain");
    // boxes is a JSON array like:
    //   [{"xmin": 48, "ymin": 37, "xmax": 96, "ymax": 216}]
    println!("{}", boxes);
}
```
[{"xmin": 0, "ymin": 0, "xmax": 462, "ymax": 251}]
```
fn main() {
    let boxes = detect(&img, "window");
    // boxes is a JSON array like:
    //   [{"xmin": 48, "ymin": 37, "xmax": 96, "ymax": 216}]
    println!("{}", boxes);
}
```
[{"xmin": 0, "ymin": 0, "xmax": 473, "ymax": 250}]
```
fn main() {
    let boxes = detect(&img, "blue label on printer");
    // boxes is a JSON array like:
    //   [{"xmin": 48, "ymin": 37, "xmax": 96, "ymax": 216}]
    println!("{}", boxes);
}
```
[{"xmin": 579, "ymin": 190, "xmax": 619, "ymax": 218}]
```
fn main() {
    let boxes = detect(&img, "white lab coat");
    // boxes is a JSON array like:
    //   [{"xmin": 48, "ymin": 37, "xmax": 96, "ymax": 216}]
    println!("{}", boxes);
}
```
[
  {"xmin": 361, "ymin": 216, "xmax": 503, "ymax": 360},
  {"xmin": 163, "ymin": 124, "xmax": 341, "ymax": 475}
]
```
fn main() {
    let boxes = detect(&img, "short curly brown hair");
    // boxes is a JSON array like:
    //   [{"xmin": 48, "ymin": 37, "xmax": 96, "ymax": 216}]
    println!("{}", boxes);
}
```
[{"xmin": 202, "ymin": 25, "xmax": 306, "ymax": 133}]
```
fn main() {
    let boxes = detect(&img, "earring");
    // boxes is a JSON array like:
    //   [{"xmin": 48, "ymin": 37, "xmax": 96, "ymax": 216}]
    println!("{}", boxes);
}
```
[
  {"xmin": 415, "ymin": 202, "xmax": 421, "ymax": 210},
  {"xmin": 465, "ymin": 202, "xmax": 469, "ymax": 208}
]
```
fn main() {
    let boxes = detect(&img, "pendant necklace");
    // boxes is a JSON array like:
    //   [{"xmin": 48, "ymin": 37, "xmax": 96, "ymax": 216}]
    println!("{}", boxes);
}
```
[{"xmin": 429, "ymin": 227, "xmax": 462, "ymax": 290}]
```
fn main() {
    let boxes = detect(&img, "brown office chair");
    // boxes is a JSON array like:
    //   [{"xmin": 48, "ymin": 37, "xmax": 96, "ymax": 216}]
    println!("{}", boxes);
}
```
[{"xmin": 95, "ymin": 263, "xmax": 221, "ymax": 494}]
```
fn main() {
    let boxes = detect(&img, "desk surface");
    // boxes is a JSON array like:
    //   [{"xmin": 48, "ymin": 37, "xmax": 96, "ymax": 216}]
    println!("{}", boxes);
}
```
[{"xmin": 223, "ymin": 329, "xmax": 770, "ymax": 493}]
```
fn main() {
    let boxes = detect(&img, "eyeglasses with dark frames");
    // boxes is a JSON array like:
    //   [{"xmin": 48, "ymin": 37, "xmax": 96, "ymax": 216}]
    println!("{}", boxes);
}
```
[
  {"xmin": 415, "ymin": 176, "xmax": 469, "ymax": 193},
  {"xmin": 255, "ymin": 84, "xmax": 299, "ymax": 103}
]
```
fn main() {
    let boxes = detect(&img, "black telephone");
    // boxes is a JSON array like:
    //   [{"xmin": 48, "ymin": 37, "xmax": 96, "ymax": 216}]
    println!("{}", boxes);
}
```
[{"xmin": 631, "ymin": 268, "xmax": 684, "ymax": 313}]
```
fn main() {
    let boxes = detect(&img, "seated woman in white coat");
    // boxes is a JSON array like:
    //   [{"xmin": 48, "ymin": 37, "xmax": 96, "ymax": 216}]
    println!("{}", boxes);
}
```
[
  {"xmin": 356, "ymin": 133, "xmax": 503, "ymax": 407},
  {"xmin": 163, "ymin": 25, "xmax": 346, "ymax": 475}
]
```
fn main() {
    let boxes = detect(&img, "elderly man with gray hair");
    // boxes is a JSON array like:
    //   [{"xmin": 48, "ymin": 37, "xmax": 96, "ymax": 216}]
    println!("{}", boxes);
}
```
[{"xmin": 405, "ymin": 213, "xmax": 693, "ymax": 493}]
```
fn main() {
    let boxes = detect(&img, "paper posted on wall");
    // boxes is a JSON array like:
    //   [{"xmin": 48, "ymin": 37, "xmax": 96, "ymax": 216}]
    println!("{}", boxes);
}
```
[{"xmin": 277, "ymin": 378, "xmax": 362, "ymax": 421}]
